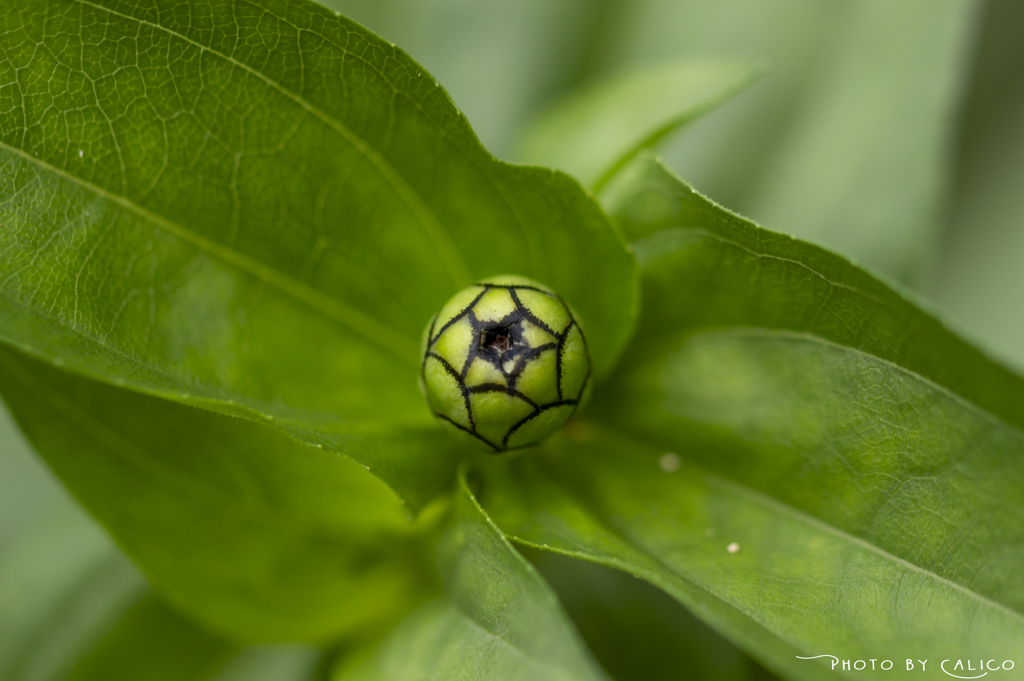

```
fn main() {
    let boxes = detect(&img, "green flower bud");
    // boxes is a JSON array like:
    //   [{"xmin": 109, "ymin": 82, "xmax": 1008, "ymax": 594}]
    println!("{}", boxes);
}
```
[{"xmin": 420, "ymin": 275, "xmax": 590, "ymax": 452}]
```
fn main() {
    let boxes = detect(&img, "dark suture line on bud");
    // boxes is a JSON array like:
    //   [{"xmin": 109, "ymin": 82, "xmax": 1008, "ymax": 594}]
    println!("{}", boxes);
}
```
[
  {"xmin": 473, "ymin": 283, "xmax": 559, "ymax": 298},
  {"xmin": 429, "ymin": 286, "xmax": 487, "ymax": 345},
  {"xmin": 434, "ymin": 413, "xmax": 500, "ymax": 452},
  {"xmin": 468, "ymin": 383, "xmax": 540, "ymax": 410},
  {"xmin": 461, "ymin": 310, "xmax": 486, "ymax": 378},
  {"xmin": 425, "ymin": 352, "xmax": 475, "ymax": 432},
  {"xmin": 554, "ymin": 321, "xmax": 575, "ymax": 401},
  {"xmin": 509, "ymin": 287, "xmax": 559, "ymax": 337},
  {"xmin": 557, "ymin": 292, "xmax": 591, "ymax": 409},
  {"xmin": 420, "ymin": 313, "xmax": 438, "ymax": 375},
  {"xmin": 502, "ymin": 399, "xmax": 579, "ymax": 449},
  {"xmin": 506, "ymin": 343, "xmax": 556, "ymax": 391}
]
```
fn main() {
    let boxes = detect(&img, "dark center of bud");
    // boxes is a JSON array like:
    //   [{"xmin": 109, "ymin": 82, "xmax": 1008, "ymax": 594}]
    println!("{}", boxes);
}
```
[{"xmin": 481, "ymin": 326, "xmax": 514, "ymax": 354}]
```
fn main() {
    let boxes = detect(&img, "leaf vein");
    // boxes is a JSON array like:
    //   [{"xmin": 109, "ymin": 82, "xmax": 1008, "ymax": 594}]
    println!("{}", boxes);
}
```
[
  {"xmin": 71, "ymin": 0, "xmax": 470, "ymax": 288},
  {"xmin": 0, "ymin": 141, "xmax": 419, "ymax": 364}
]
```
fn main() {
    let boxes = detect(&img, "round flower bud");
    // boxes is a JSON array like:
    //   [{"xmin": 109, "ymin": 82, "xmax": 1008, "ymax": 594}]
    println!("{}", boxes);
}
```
[{"xmin": 420, "ymin": 275, "xmax": 590, "ymax": 452}]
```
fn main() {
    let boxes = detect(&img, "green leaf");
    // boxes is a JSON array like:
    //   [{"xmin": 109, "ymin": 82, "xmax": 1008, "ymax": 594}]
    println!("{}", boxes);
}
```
[
  {"xmin": 477, "ymin": 154, "xmax": 1024, "ymax": 677},
  {"xmin": 482, "ymin": 422, "xmax": 1024, "ymax": 680},
  {"xmin": 0, "ymin": 0, "xmax": 637, "ymax": 510},
  {"xmin": 339, "ymin": 471, "xmax": 609, "ymax": 681},
  {"xmin": 0, "ymin": 345, "xmax": 433, "ymax": 643},
  {"xmin": 516, "ymin": 60, "xmax": 764, "ymax": 190},
  {"xmin": 523, "ymin": 547, "xmax": 776, "ymax": 681},
  {"xmin": 0, "ymin": 506, "xmax": 145, "ymax": 681},
  {"xmin": 64, "ymin": 595, "xmax": 236, "ymax": 681},
  {"xmin": 599, "ymin": 153, "xmax": 1024, "ymax": 431}
]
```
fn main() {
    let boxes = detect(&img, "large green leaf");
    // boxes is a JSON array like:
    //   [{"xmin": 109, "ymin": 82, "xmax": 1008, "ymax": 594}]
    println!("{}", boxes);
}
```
[
  {"xmin": 1, "ymin": 369, "xmax": 268, "ymax": 681},
  {"xmin": 477, "ymin": 156, "xmax": 1024, "ymax": 678},
  {"xmin": 523, "ymin": 547, "xmax": 776, "ymax": 681},
  {"xmin": 599, "ymin": 153, "xmax": 1024, "ymax": 430},
  {"xmin": 0, "ymin": 345, "xmax": 433, "ymax": 642},
  {"xmin": 339, "ymin": 471, "xmax": 609, "ymax": 681},
  {"xmin": 482, "ymin": 425, "xmax": 1024, "ymax": 681},
  {"xmin": 515, "ymin": 60, "xmax": 764, "ymax": 190},
  {"xmin": 0, "ymin": 0, "xmax": 637, "ymax": 510}
]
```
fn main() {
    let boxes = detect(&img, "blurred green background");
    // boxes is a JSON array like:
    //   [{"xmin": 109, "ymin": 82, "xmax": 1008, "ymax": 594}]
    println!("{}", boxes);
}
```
[{"xmin": 3, "ymin": 0, "xmax": 1023, "ymax": 679}]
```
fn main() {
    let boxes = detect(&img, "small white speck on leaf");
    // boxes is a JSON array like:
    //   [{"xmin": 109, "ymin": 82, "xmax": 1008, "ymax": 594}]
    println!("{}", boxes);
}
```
[
  {"xmin": 727, "ymin": 542, "xmax": 741, "ymax": 554},
  {"xmin": 78, "ymin": 149, "xmax": 84, "ymax": 158},
  {"xmin": 659, "ymin": 453, "xmax": 680, "ymax": 472},
  {"xmin": 705, "ymin": 528, "xmax": 715, "ymax": 538}
]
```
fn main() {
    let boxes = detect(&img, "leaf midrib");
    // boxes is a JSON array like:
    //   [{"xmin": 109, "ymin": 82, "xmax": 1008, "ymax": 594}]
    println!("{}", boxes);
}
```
[
  {"xmin": 590, "ymin": 422, "xmax": 1024, "ymax": 627},
  {"xmin": 452, "ymin": 477, "xmax": 608, "ymax": 681},
  {"xmin": 503, "ymin": 468, "xmax": 815, "ymax": 680},
  {"xmin": 634, "ymin": 326, "xmax": 1024, "ymax": 447},
  {"xmin": 638, "ymin": 219, "xmax": 1024, "ymax": 439},
  {"xmin": 705, "ymin": 468, "xmax": 1024, "ymax": 625},
  {"xmin": 257, "ymin": 0, "xmax": 551, "ymax": 280},
  {"xmin": 634, "ymin": 157, "xmax": 1024, "ymax": 422},
  {"xmin": 2, "ymin": 0, "xmax": 493, "ymax": 365},
  {"xmin": 0, "ymin": 141, "xmax": 419, "ymax": 364}
]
